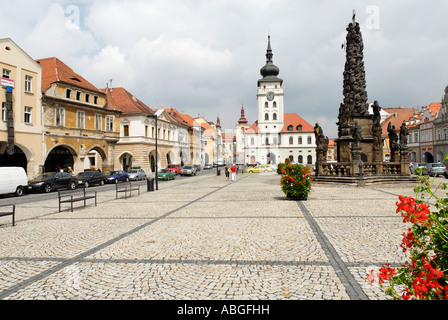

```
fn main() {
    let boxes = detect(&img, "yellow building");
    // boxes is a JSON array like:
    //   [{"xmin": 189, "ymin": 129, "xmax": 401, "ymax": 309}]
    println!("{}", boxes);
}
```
[
  {"xmin": 37, "ymin": 57, "xmax": 121, "ymax": 174},
  {"xmin": 0, "ymin": 38, "xmax": 43, "ymax": 178}
]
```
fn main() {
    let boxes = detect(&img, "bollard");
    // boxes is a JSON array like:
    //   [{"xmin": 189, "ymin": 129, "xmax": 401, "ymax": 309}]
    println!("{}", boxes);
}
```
[{"xmin": 147, "ymin": 178, "xmax": 154, "ymax": 192}]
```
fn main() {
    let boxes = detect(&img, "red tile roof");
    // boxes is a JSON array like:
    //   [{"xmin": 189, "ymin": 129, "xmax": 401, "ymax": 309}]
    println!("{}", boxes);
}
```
[
  {"xmin": 99, "ymin": 87, "xmax": 155, "ymax": 115},
  {"xmin": 37, "ymin": 57, "xmax": 103, "ymax": 94},
  {"xmin": 165, "ymin": 107, "xmax": 196, "ymax": 128},
  {"xmin": 381, "ymin": 107, "xmax": 416, "ymax": 135},
  {"xmin": 280, "ymin": 113, "xmax": 314, "ymax": 133}
]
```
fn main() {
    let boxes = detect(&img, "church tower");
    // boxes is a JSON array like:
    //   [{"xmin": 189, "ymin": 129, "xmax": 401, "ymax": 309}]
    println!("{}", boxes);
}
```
[{"xmin": 257, "ymin": 36, "xmax": 284, "ymax": 134}]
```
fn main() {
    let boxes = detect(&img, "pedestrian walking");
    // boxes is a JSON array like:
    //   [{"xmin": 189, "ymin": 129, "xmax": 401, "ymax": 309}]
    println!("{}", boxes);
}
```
[
  {"xmin": 224, "ymin": 164, "xmax": 230, "ymax": 181},
  {"xmin": 67, "ymin": 166, "xmax": 74, "ymax": 175},
  {"xmin": 230, "ymin": 164, "xmax": 238, "ymax": 181}
]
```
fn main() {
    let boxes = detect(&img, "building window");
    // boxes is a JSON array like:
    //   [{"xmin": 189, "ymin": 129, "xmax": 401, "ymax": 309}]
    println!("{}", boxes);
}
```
[
  {"xmin": 265, "ymin": 102, "xmax": 269, "ymax": 108},
  {"xmin": 94, "ymin": 96, "xmax": 98, "ymax": 104},
  {"xmin": 273, "ymin": 113, "xmax": 277, "ymax": 120},
  {"xmin": 85, "ymin": 94, "xmax": 90, "ymax": 103},
  {"xmin": 298, "ymin": 155, "xmax": 303, "ymax": 163},
  {"xmin": 24, "ymin": 75, "xmax": 32, "ymax": 93},
  {"xmin": 307, "ymin": 155, "xmax": 313, "ymax": 164},
  {"xmin": 251, "ymin": 137, "xmax": 255, "ymax": 145},
  {"xmin": 76, "ymin": 91, "xmax": 82, "ymax": 101},
  {"xmin": 273, "ymin": 102, "xmax": 277, "ymax": 108},
  {"xmin": 298, "ymin": 136, "xmax": 303, "ymax": 144},
  {"xmin": 289, "ymin": 136, "xmax": 293, "ymax": 144},
  {"xmin": 307, "ymin": 136, "xmax": 312, "ymax": 144},
  {"xmin": 123, "ymin": 125, "xmax": 129, "ymax": 137},
  {"xmin": 95, "ymin": 114, "xmax": 102, "ymax": 131},
  {"xmin": 287, "ymin": 125, "xmax": 293, "ymax": 131},
  {"xmin": 66, "ymin": 89, "xmax": 72, "ymax": 99},
  {"xmin": 145, "ymin": 125, "xmax": 148, "ymax": 137},
  {"xmin": 2, "ymin": 69, "xmax": 10, "ymax": 78},
  {"xmin": 265, "ymin": 137, "xmax": 269, "ymax": 145},
  {"xmin": 77, "ymin": 111, "xmax": 85, "ymax": 129},
  {"xmin": 265, "ymin": 113, "xmax": 269, "ymax": 121},
  {"xmin": 1, "ymin": 102, "xmax": 6, "ymax": 121},
  {"xmin": 106, "ymin": 116, "xmax": 114, "ymax": 132},
  {"xmin": 55, "ymin": 108, "xmax": 65, "ymax": 126},
  {"xmin": 297, "ymin": 125, "xmax": 302, "ymax": 131},
  {"xmin": 24, "ymin": 106, "xmax": 32, "ymax": 124}
]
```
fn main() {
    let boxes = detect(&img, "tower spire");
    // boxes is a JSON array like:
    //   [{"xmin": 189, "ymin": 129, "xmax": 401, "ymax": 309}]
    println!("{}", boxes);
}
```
[
  {"xmin": 258, "ymin": 35, "xmax": 282, "ymax": 86},
  {"xmin": 238, "ymin": 105, "xmax": 248, "ymax": 125}
]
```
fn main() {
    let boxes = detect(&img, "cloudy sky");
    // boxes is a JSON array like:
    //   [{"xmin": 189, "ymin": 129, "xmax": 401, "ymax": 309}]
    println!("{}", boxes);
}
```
[{"xmin": 2, "ymin": 0, "xmax": 448, "ymax": 138}]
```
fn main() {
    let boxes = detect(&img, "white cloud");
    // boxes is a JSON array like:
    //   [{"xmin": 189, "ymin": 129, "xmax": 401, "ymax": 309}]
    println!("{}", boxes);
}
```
[{"xmin": 2, "ymin": 0, "xmax": 448, "ymax": 137}]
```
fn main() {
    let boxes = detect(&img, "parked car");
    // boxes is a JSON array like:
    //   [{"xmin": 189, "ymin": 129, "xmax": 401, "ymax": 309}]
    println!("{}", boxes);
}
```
[
  {"xmin": 203, "ymin": 163, "xmax": 213, "ymax": 170},
  {"xmin": 105, "ymin": 170, "xmax": 129, "ymax": 184},
  {"xmin": 76, "ymin": 171, "xmax": 107, "ymax": 187},
  {"xmin": 180, "ymin": 165, "xmax": 196, "ymax": 176},
  {"xmin": 246, "ymin": 164, "xmax": 273, "ymax": 173},
  {"xmin": 410, "ymin": 162, "xmax": 426, "ymax": 174},
  {"xmin": 128, "ymin": 168, "xmax": 146, "ymax": 180},
  {"xmin": 0, "ymin": 167, "xmax": 28, "ymax": 197},
  {"xmin": 157, "ymin": 169, "xmax": 176, "ymax": 181},
  {"xmin": 166, "ymin": 164, "xmax": 182, "ymax": 175},
  {"xmin": 422, "ymin": 163, "xmax": 446, "ymax": 177},
  {"xmin": 28, "ymin": 172, "xmax": 77, "ymax": 193}
]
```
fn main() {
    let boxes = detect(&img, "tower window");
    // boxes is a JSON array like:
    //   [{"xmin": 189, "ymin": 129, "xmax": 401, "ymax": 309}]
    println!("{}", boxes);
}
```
[
  {"xmin": 273, "ymin": 102, "xmax": 277, "ymax": 108},
  {"xmin": 265, "ymin": 113, "xmax": 269, "ymax": 121},
  {"xmin": 265, "ymin": 102, "xmax": 269, "ymax": 108},
  {"xmin": 273, "ymin": 113, "xmax": 277, "ymax": 120}
]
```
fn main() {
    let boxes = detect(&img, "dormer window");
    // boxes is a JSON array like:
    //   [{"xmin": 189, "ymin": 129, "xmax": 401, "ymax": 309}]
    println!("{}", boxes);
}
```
[
  {"xmin": 296, "ymin": 125, "xmax": 302, "ymax": 131},
  {"xmin": 287, "ymin": 125, "xmax": 293, "ymax": 131}
]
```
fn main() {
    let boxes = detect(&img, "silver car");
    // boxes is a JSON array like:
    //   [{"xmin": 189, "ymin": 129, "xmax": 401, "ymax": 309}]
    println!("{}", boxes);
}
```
[
  {"xmin": 422, "ymin": 163, "xmax": 446, "ymax": 177},
  {"xmin": 128, "ymin": 169, "xmax": 146, "ymax": 180},
  {"xmin": 180, "ymin": 165, "xmax": 196, "ymax": 176}
]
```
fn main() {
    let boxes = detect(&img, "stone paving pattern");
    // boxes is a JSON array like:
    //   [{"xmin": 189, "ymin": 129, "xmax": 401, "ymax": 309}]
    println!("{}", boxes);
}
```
[{"xmin": 0, "ymin": 172, "xmax": 426, "ymax": 300}]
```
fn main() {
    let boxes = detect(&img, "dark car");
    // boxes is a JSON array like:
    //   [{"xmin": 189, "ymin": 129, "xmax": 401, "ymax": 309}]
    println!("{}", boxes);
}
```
[
  {"xmin": 105, "ymin": 170, "xmax": 129, "ymax": 184},
  {"xmin": 76, "ymin": 171, "xmax": 107, "ymax": 187},
  {"xmin": 28, "ymin": 172, "xmax": 77, "ymax": 193}
]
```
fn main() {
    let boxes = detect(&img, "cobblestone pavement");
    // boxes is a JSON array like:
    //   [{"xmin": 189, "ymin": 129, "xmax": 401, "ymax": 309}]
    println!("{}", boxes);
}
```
[{"xmin": 0, "ymin": 172, "xmax": 423, "ymax": 300}]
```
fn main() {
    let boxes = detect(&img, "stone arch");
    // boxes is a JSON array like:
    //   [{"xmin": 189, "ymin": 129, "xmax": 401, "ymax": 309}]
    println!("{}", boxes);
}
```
[
  {"xmin": 267, "ymin": 152, "xmax": 276, "ymax": 164},
  {"xmin": 0, "ymin": 144, "xmax": 28, "ymax": 173},
  {"xmin": 149, "ymin": 149, "xmax": 161, "ymax": 173},
  {"xmin": 118, "ymin": 151, "xmax": 134, "ymax": 172},
  {"xmin": 44, "ymin": 144, "xmax": 78, "ymax": 173},
  {"xmin": 86, "ymin": 145, "xmax": 108, "ymax": 172}
]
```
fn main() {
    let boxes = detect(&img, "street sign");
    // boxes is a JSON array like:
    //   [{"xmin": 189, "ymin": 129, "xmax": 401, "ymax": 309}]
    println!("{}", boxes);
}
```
[{"xmin": 1, "ymin": 77, "xmax": 15, "ymax": 88}]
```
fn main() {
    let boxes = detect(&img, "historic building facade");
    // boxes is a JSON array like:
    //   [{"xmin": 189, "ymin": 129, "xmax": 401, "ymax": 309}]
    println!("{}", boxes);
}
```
[
  {"xmin": 235, "ymin": 37, "xmax": 316, "ymax": 165},
  {"xmin": 37, "ymin": 57, "xmax": 121, "ymax": 174},
  {"xmin": 101, "ymin": 87, "xmax": 187, "ymax": 174},
  {"xmin": 0, "ymin": 38, "xmax": 43, "ymax": 178},
  {"xmin": 433, "ymin": 86, "xmax": 448, "ymax": 163}
]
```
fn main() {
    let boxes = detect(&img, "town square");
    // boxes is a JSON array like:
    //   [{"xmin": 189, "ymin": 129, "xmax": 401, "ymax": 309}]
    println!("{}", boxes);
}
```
[{"xmin": 1, "ymin": 0, "xmax": 448, "ymax": 309}]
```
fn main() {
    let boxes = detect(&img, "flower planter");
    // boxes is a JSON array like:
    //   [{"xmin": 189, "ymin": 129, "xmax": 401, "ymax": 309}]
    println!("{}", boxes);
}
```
[
  {"xmin": 286, "ymin": 193, "xmax": 307, "ymax": 201},
  {"xmin": 280, "ymin": 163, "xmax": 313, "ymax": 201}
]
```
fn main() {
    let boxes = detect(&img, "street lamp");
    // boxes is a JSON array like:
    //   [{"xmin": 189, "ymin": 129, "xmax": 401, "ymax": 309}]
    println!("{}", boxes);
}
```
[{"xmin": 147, "ymin": 110, "xmax": 163, "ymax": 190}]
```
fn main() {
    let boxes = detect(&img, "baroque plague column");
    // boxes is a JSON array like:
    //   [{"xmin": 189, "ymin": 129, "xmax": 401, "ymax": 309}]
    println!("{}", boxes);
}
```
[{"xmin": 315, "ymin": 14, "xmax": 410, "ymax": 179}]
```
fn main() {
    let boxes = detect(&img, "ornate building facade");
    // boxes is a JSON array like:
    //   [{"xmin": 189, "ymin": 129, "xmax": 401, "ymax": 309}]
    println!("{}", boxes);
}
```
[{"xmin": 235, "ymin": 37, "xmax": 316, "ymax": 165}]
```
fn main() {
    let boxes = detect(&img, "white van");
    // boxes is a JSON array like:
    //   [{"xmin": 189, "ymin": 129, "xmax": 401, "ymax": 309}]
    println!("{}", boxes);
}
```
[{"xmin": 0, "ymin": 167, "xmax": 28, "ymax": 197}]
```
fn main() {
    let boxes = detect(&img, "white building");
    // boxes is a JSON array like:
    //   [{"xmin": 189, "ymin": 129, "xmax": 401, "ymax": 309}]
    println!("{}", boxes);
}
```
[{"xmin": 235, "ymin": 36, "xmax": 316, "ymax": 165}]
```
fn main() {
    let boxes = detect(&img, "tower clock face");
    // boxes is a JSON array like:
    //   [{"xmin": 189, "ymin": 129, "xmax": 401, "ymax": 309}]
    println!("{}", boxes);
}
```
[{"xmin": 266, "ymin": 92, "xmax": 275, "ymax": 101}]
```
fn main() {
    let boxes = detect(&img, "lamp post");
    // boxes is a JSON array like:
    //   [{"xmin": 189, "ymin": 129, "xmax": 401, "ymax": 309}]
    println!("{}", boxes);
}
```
[{"xmin": 147, "ymin": 110, "xmax": 163, "ymax": 190}]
